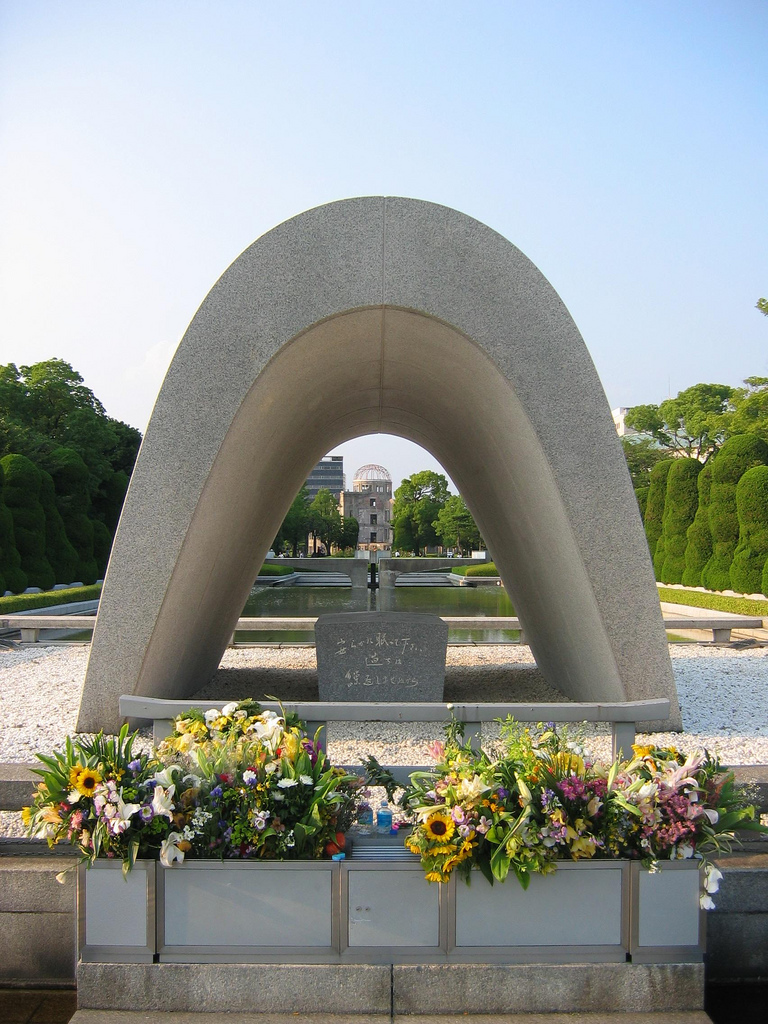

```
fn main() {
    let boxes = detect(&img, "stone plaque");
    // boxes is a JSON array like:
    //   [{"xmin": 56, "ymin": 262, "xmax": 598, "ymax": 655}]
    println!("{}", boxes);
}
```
[{"xmin": 315, "ymin": 611, "xmax": 447, "ymax": 701}]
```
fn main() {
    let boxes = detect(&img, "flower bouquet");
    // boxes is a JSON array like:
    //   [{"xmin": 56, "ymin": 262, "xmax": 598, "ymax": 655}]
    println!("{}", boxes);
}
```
[
  {"xmin": 23, "ymin": 700, "xmax": 364, "ymax": 873},
  {"xmin": 402, "ymin": 717, "xmax": 766, "ymax": 906}
]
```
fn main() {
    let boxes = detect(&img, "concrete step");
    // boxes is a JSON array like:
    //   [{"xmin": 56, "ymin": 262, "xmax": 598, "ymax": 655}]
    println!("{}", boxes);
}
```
[{"xmin": 69, "ymin": 1013, "xmax": 715, "ymax": 1023}]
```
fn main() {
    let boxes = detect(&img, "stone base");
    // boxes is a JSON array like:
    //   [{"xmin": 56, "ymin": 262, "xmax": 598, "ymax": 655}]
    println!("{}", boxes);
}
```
[
  {"xmin": 69, "ymin": 1013, "xmax": 714, "ymax": 1024},
  {"xmin": 77, "ymin": 961, "xmax": 705, "ymax": 1016}
]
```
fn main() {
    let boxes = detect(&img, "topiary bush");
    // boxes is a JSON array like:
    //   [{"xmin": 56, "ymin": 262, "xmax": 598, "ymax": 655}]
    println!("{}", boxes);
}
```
[
  {"xmin": 701, "ymin": 434, "xmax": 768, "ymax": 591},
  {"xmin": 660, "ymin": 459, "xmax": 703, "ymax": 584},
  {"xmin": 644, "ymin": 460, "xmax": 674, "ymax": 577},
  {"xmin": 634, "ymin": 486, "xmax": 649, "ymax": 520},
  {"xmin": 46, "ymin": 447, "xmax": 99, "ymax": 585},
  {"xmin": 0, "ymin": 454, "xmax": 55, "ymax": 590},
  {"xmin": 0, "ymin": 462, "xmax": 27, "ymax": 594},
  {"xmin": 91, "ymin": 519, "xmax": 112, "ymax": 576},
  {"xmin": 682, "ymin": 462, "xmax": 713, "ymax": 587},
  {"xmin": 39, "ymin": 469, "xmax": 80, "ymax": 583},
  {"xmin": 730, "ymin": 465, "xmax": 768, "ymax": 595}
]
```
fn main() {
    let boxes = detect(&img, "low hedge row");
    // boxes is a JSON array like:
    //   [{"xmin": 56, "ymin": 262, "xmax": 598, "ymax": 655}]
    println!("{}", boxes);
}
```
[
  {"xmin": 657, "ymin": 586, "xmax": 768, "ymax": 618},
  {"xmin": 0, "ymin": 583, "xmax": 102, "ymax": 614}
]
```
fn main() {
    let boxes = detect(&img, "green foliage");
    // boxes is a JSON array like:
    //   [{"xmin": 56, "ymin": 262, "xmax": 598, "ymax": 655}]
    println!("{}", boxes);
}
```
[
  {"xmin": 657, "ymin": 586, "xmax": 768, "ymax": 617},
  {"xmin": 258, "ymin": 563, "xmax": 296, "ymax": 576},
  {"xmin": 308, "ymin": 488, "xmax": 342, "ymax": 554},
  {"xmin": 643, "ymin": 459, "xmax": 674, "ymax": 576},
  {"xmin": 634, "ymin": 485, "xmax": 649, "ymax": 519},
  {"xmin": 339, "ymin": 515, "xmax": 359, "ymax": 550},
  {"xmin": 39, "ymin": 470, "xmax": 80, "ymax": 583},
  {"xmin": 620, "ymin": 436, "xmax": 667, "ymax": 490},
  {"xmin": 92, "ymin": 520, "xmax": 112, "ymax": 576},
  {"xmin": 0, "ymin": 462, "xmax": 27, "ymax": 594},
  {"xmin": 757, "ymin": 298, "xmax": 768, "ymax": 316},
  {"xmin": 625, "ymin": 383, "xmax": 734, "ymax": 462},
  {"xmin": 682, "ymin": 462, "xmax": 713, "ymax": 587},
  {"xmin": 729, "ymin": 377, "xmax": 768, "ymax": 443},
  {"xmin": 701, "ymin": 434, "xmax": 768, "ymax": 592},
  {"xmin": 730, "ymin": 466, "xmax": 768, "ymax": 595},
  {"xmin": 659, "ymin": 459, "xmax": 703, "ymax": 584},
  {"xmin": 462, "ymin": 561, "xmax": 500, "ymax": 577},
  {"xmin": 392, "ymin": 471, "xmax": 450, "ymax": 556},
  {"xmin": 432, "ymin": 494, "xmax": 482, "ymax": 555},
  {"xmin": 45, "ymin": 447, "xmax": 98, "ymax": 584},
  {"xmin": 273, "ymin": 485, "xmax": 311, "ymax": 556},
  {"xmin": 0, "ymin": 454, "xmax": 55, "ymax": 590},
  {"xmin": 0, "ymin": 583, "xmax": 101, "ymax": 613}
]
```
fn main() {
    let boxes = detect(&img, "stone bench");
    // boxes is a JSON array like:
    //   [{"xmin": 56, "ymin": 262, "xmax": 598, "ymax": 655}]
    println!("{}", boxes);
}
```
[{"xmin": 119, "ymin": 694, "xmax": 672, "ymax": 770}]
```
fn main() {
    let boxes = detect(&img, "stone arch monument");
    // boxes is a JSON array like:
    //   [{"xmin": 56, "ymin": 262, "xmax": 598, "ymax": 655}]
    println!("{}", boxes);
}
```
[{"xmin": 77, "ymin": 197, "xmax": 680, "ymax": 732}]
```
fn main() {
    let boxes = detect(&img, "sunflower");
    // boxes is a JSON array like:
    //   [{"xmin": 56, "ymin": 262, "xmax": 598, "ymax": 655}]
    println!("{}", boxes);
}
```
[
  {"xmin": 428, "ymin": 843, "xmax": 455, "ymax": 855},
  {"xmin": 69, "ymin": 766, "xmax": 102, "ymax": 797},
  {"xmin": 425, "ymin": 870, "xmax": 448, "ymax": 883},
  {"xmin": 424, "ymin": 810, "xmax": 455, "ymax": 843}
]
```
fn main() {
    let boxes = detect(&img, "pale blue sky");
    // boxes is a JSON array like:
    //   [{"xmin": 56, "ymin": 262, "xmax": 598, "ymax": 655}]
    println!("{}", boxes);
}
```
[{"xmin": 1, "ymin": 1, "xmax": 765, "ymax": 490}]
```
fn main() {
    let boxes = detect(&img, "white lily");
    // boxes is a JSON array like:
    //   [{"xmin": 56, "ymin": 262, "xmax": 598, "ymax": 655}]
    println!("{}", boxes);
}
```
[
  {"xmin": 704, "ymin": 864, "xmax": 723, "ymax": 894},
  {"xmin": 204, "ymin": 708, "xmax": 221, "ymax": 725},
  {"xmin": 107, "ymin": 791, "xmax": 141, "ymax": 835},
  {"xmin": 153, "ymin": 765, "xmax": 182, "ymax": 788},
  {"xmin": 151, "ymin": 784, "xmax": 176, "ymax": 821},
  {"xmin": 222, "ymin": 701, "xmax": 239, "ymax": 717},
  {"xmin": 160, "ymin": 832, "xmax": 185, "ymax": 867}
]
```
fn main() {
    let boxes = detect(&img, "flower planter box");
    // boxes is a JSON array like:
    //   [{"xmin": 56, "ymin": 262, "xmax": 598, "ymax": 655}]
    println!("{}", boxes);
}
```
[
  {"xmin": 451, "ymin": 860, "xmax": 629, "ymax": 963},
  {"xmin": 630, "ymin": 860, "xmax": 705, "ymax": 963},
  {"xmin": 78, "ymin": 855, "xmax": 704, "ymax": 966},
  {"xmin": 78, "ymin": 860, "xmax": 155, "ymax": 963}
]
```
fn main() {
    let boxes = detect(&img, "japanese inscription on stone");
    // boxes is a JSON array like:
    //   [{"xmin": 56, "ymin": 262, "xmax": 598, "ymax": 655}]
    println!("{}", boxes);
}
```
[{"xmin": 315, "ymin": 611, "xmax": 447, "ymax": 701}]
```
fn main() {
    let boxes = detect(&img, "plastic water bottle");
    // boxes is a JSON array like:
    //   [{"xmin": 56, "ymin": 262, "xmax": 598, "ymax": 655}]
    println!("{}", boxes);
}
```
[{"xmin": 376, "ymin": 800, "xmax": 393, "ymax": 834}]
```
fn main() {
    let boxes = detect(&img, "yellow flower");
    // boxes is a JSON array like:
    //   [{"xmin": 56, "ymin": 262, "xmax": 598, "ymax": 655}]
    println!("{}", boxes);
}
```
[
  {"xmin": 425, "ymin": 870, "xmax": 447, "ymax": 883},
  {"xmin": 282, "ymin": 731, "xmax": 300, "ymax": 762},
  {"xmin": 428, "ymin": 843, "xmax": 455, "ymax": 855},
  {"xmin": 42, "ymin": 805, "xmax": 62, "ymax": 824},
  {"xmin": 424, "ymin": 811, "xmax": 455, "ymax": 843},
  {"xmin": 69, "ymin": 766, "xmax": 102, "ymax": 796},
  {"xmin": 21, "ymin": 806, "xmax": 32, "ymax": 826},
  {"xmin": 632, "ymin": 744, "xmax": 652, "ymax": 758}
]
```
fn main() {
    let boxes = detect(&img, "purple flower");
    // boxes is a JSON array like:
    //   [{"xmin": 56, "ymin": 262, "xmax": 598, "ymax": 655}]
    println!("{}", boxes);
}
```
[
  {"xmin": 128, "ymin": 759, "xmax": 142, "ymax": 773},
  {"xmin": 210, "ymin": 785, "xmax": 223, "ymax": 799},
  {"xmin": 497, "ymin": 787, "xmax": 509, "ymax": 800},
  {"xmin": 139, "ymin": 805, "xmax": 154, "ymax": 822}
]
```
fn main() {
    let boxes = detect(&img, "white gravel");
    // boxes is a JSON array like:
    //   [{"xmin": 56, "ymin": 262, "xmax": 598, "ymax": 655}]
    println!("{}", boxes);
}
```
[{"xmin": 1, "ymin": 642, "xmax": 767, "ymax": 767}]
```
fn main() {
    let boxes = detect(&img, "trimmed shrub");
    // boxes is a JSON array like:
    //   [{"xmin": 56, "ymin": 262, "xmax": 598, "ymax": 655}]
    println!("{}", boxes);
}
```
[
  {"xmin": 91, "ymin": 519, "xmax": 112, "ymax": 576},
  {"xmin": 0, "ymin": 462, "xmax": 27, "ymax": 593},
  {"xmin": 463, "ymin": 562, "xmax": 499, "ymax": 577},
  {"xmin": 39, "ymin": 470, "xmax": 80, "ymax": 583},
  {"xmin": 46, "ymin": 447, "xmax": 99, "ymax": 585},
  {"xmin": 657, "ymin": 586, "xmax": 768, "ymax": 617},
  {"xmin": 701, "ymin": 434, "xmax": 768, "ymax": 591},
  {"xmin": 0, "ymin": 583, "xmax": 101, "ymax": 614},
  {"xmin": 682, "ymin": 462, "xmax": 713, "ymax": 587},
  {"xmin": 730, "ymin": 466, "xmax": 768, "ymax": 594},
  {"xmin": 660, "ymin": 459, "xmax": 703, "ymax": 584},
  {"xmin": 0, "ymin": 454, "xmax": 55, "ymax": 590},
  {"xmin": 644, "ymin": 460, "xmax": 674, "ymax": 577},
  {"xmin": 634, "ymin": 486, "xmax": 649, "ymax": 520}
]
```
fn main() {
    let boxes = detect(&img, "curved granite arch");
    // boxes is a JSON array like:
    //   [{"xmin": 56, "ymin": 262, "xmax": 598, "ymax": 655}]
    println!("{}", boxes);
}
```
[{"xmin": 78, "ymin": 197, "xmax": 680, "ymax": 732}]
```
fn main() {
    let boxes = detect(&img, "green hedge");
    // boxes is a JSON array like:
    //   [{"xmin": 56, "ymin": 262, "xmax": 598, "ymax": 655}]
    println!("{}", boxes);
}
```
[
  {"xmin": 47, "ymin": 447, "xmax": 98, "ymax": 585},
  {"xmin": 701, "ymin": 434, "xmax": 768, "ymax": 591},
  {"xmin": 659, "ymin": 459, "xmax": 702, "ymax": 584},
  {"xmin": 462, "ymin": 562, "xmax": 499, "ymax": 577},
  {"xmin": 657, "ymin": 586, "xmax": 768, "ymax": 617},
  {"xmin": 39, "ymin": 469, "xmax": 80, "ymax": 583},
  {"xmin": 730, "ymin": 465, "xmax": 768, "ymax": 594},
  {"xmin": 0, "ymin": 462, "xmax": 27, "ymax": 594},
  {"xmin": 644, "ymin": 460, "xmax": 674, "ymax": 577},
  {"xmin": 0, "ymin": 454, "xmax": 55, "ymax": 591},
  {"xmin": 0, "ymin": 583, "xmax": 102, "ymax": 614},
  {"xmin": 682, "ymin": 462, "xmax": 713, "ymax": 587}
]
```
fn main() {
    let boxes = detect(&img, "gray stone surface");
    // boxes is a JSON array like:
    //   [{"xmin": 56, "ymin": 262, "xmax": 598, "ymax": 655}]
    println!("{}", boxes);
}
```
[
  {"xmin": 68, "ymin": 1015, "xmax": 714, "ymax": 1023},
  {"xmin": 0, "ymin": 856, "xmax": 76, "ymax": 912},
  {"xmin": 77, "ymin": 962, "xmax": 392, "ymax": 1013},
  {"xmin": 0, "ymin": 762, "xmax": 37, "ymax": 810},
  {"xmin": 393, "ymin": 963, "xmax": 705, "ymax": 1015},
  {"xmin": 706, "ymin": 912, "xmax": 768, "ymax": 980},
  {"xmin": 79, "ymin": 197, "xmax": 680, "ymax": 732},
  {"xmin": 315, "ymin": 611, "xmax": 447, "ymax": 701}
]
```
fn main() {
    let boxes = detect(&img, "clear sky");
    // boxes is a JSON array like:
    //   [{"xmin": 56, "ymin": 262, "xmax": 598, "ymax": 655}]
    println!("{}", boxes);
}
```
[{"xmin": 1, "ymin": 1, "xmax": 765, "ymax": 492}]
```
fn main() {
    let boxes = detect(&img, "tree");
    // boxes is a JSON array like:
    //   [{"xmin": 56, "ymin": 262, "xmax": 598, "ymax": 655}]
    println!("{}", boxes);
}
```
[
  {"xmin": 757, "ymin": 298, "xmax": 768, "ymax": 316},
  {"xmin": 625, "ymin": 383, "xmax": 734, "ymax": 462},
  {"xmin": 643, "ymin": 459, "xmax": 674, "ymax": 576},
  {"xmin": 273, "ymin": 486, "xmax": 311, "ymax": 556},
  {"xmin": 0, "ymin": 454, "xmax": 55, "ymax": 590},
  {"xmin": 658, "ymin": 459, "xmax": 702, "ymax": 584},
  {"xmin": 433, "ymin": 494, "xmax": 481, "ymax": 555},
  {"xmin": 701, "ymin": 434, "xmax": 768, "ymax": 591},
  {"xmin": 620, "ymin": 436, "xmax": 667, "ymax": 491},
  {"xmin": 392, "ymin": 471, "xmax": 450, "ymax": 556},
  {"xmin": 729, "ymin": 377, "xmax": 768, "ymax": 442},
  {"xmin": 339, "ymin": 516, "xmax": 359, "ymax": 552},
  {"xmin": 682, "ymin": 462, "xmax": 713, "ymax": 587},
  {"xmin": 730, "ymin": 466, "xmax": 768, "ymax": 594},
  {"xmin": 308, "ymin": 488, "xmax": 342, "ymax": 555}
]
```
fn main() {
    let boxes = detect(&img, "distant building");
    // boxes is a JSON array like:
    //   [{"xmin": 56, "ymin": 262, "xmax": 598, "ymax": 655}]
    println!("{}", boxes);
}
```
[
  {"xmin": 340, "ymin": 464, "xmax": 394, "ymax": 553},
  {"xmin": 305, "ymin": 455, "xmax": 344, "ymax": 502},
  {"xmin": 612, "ymin": 408, "xmax": 638, "ymax": 437}
]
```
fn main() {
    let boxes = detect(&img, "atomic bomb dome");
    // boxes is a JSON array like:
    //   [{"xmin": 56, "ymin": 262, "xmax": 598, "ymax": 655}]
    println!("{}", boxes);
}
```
[{"xmin": 353, "ymin": 464, "xmax": 391, "ymax": 485}]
